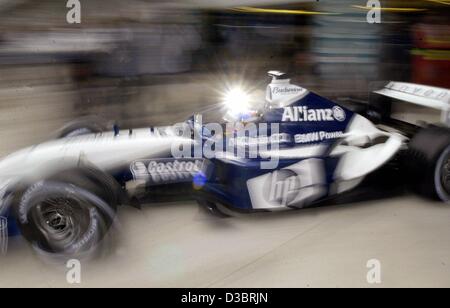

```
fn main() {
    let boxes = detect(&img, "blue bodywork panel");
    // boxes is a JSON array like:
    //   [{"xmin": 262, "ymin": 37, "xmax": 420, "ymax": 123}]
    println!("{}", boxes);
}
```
[{"xmin": 199, "ymin": 92, "xmax": 354, "ymax": 210}]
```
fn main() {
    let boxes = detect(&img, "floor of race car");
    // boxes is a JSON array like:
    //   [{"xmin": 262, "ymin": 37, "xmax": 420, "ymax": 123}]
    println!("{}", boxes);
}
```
[{"xmin": 2, "ymin": 195, "xmax": 450, "ymax": 287}]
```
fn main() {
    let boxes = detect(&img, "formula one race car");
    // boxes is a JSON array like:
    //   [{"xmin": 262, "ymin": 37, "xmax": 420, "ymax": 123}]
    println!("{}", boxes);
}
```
[{"xmin": 0, "ymin": 71, "xmax": 449, "ymax": 258}]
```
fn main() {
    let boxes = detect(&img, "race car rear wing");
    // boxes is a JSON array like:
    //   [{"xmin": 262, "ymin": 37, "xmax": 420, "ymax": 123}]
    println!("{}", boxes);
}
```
[{"xmin": 374, "ymin": 82, "xmax": 450, "ymax": 126}]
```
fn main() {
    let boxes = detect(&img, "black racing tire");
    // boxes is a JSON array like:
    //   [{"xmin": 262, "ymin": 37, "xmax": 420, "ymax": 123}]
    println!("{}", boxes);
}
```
[
  {"xmin": 405, "ymin": 126, "xmax": 450, "ymax": 201},
  {"xmin": 57, "ymin": 116, "xmax": 109, "ymax": 138},
  {"xmin": 12, "ymin": 167, "xmax": 121, "ymax": 259}
]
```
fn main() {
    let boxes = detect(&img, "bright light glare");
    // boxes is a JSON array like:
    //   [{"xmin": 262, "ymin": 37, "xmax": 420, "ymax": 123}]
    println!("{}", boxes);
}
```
[{"xmin": 222, "ymin": 87, "xmax": 251, "ymax": 114}]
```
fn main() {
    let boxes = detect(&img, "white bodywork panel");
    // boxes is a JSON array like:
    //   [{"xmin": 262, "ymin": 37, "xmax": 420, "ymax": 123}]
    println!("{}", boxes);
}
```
[
  {"xmin": 374, "ymin": 81, "xmax": 450, "ymax": 126},
  {"xmin": 332, "ymin": 114, "xmax": 406, "ymax": 181},
  {"xmin": 0, "ymin": 127, "xmax": 193, "ymax": 182}
]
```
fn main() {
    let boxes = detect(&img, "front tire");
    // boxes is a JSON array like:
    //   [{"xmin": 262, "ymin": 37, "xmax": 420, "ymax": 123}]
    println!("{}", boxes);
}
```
[{"xmin": 13, "ymin": 167, "xmax": 120, "ymax": 259}]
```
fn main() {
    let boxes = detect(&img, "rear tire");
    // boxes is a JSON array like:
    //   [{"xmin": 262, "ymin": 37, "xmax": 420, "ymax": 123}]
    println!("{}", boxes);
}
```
[{"xmin": 405, "ymin": 126, "xmax": 450, "ymax": 201}]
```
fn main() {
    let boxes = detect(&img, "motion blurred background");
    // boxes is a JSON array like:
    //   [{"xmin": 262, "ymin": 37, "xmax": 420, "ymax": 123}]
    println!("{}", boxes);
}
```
[{"xmin": 0, "ymin": 0, "xmax": 448, "ymax": 156}]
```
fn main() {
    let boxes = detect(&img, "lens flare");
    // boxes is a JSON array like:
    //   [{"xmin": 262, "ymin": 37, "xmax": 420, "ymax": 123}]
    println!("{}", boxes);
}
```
[{"xmin": 222, "ymin": 86, "xmax": 251, "ymax": 113}]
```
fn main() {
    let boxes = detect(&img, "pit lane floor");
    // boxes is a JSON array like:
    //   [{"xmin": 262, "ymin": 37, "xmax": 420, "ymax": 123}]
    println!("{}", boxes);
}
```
[{"xmin": 2, "ymin": 195, "xmax": 450, "ymax": 288}]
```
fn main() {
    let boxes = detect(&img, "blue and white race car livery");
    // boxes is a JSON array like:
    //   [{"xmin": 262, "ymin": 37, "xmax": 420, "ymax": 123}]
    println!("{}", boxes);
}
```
[{"xmin": 0, "ymin": 71, "xmax": 449, "ymax": 258}]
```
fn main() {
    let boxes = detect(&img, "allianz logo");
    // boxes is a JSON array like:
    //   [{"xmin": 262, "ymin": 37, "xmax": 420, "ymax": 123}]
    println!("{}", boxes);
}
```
[{"xmin": 282, "ymin": 106, "xmax": 346, "ymax": 122}]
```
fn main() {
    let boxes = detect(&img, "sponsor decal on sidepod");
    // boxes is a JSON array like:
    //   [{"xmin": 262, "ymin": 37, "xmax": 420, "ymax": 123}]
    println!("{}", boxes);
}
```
[
  {"xmin": 282, "ymin": 106, "xmax": 346, "ymax": 122},
  {"xmin": 131, "ymin": 159, "xmax": 206, "ymax": 185},
  {"xmin": 294, "ymin": 131, "xmax": 344, "ymax": 144}
]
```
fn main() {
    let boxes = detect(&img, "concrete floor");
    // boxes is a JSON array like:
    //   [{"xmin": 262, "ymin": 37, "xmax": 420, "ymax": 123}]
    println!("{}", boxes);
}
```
[{"xmin": 2, "ymin": 194, "xmax": 450, "ymax": 288}]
